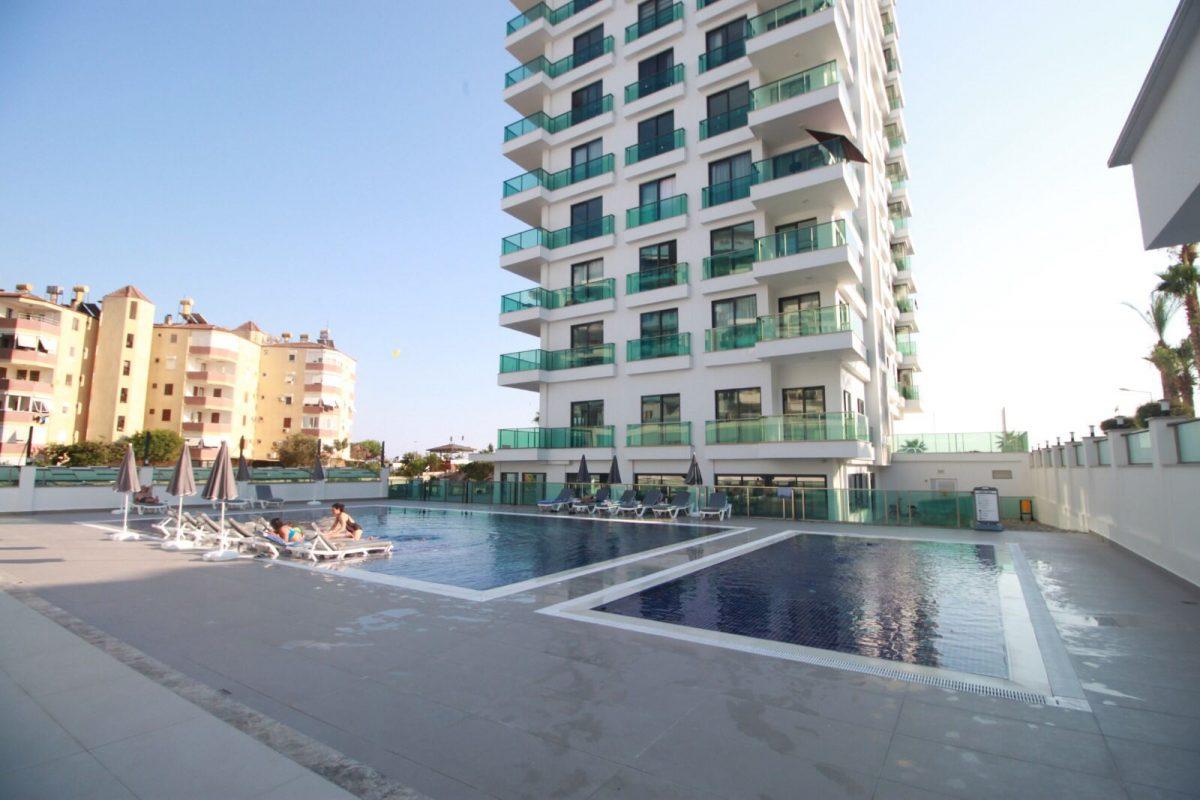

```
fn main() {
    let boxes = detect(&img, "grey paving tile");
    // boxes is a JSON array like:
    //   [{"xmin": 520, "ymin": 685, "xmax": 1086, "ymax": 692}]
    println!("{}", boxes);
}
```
[
  {"xmin": 0, "ymin": 750, "xmax": 135, "ymax": 800},
  {"xmin": 91, "ymin": 715, "xmax": 310, "ymax": 800},
  {"xmin": 904, "ymin": 683, "xmax": 1101, "ymax": 733},
  {"xmin": 1106, "ymin": 736, "xmax": 1200, "ymax": 795},
  {"xmin": 1126, "ymin": 784, "xmax": 1200, "ymax": 800},
  {"xmin": 0, "ymin": 641, "xmax": 132, "ymax": 697},
  {"xmin": 1084, "ymin": 679, "xmax": 1200, "ymax": 720},
  {"xmin": 34, "ymin": 671, "xmax": 205, "ymax": 749},
  {"xmin": 872, "ymin": 779, "xmax": 957, "ymax": 799},
  {"xmin": 587, "ymin": 766, "xmax": 729, "ymax": 799},
  {"xmin": 0, "ymin": 686, "xmax": 84, "ymax": 773},
  {"xmin": 255, "ymin": 770, "xmax": 357, "ymax": 799},
  {"xmin": 1092, "ymin": 701, "xmax": 1200, "ymax": 750},
  {"xmin": 881, "ymin": 734, "xmax": 1128, "ymax": 800},
  {"xmin": 717, "ymin": 668, "xmax": 905, "ymax": 732},
  {"xmin": 895, "ymin": 698, "xmax": 1116, "ymax": 776}
]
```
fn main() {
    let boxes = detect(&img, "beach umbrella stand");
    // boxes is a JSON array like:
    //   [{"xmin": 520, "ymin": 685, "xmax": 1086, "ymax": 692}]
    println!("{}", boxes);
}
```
[
  {"xmin": 162, "ymin": 444, "xmax": 198, "ymax": 551},
  {"xmin": 202, "ymin": 441, "xmax": 240, "ymax": 562},
  {"xmin": 110, "ymin": 444, "xmax": 142, "ymax": 541},
  {"xmin": 307, "ymin": 440, "xmax": 326, "ymax": 506}
]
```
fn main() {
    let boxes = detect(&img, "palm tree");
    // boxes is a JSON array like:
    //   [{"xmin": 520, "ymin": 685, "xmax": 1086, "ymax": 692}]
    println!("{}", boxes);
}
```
[
  {"xmin": 1124, "ymin": 291, "xmax": 1182, "ymax": 402},
  {"xmin": 1157, "ymin": 244, "xmax": 1200, "ymax": 389},
  {"xmin": 1176, "ymin": 339, "xmax": 1196, "ymax": 414}
]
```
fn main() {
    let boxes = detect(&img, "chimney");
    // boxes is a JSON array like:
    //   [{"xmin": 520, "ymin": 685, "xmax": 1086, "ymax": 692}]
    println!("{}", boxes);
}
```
[
  {"xmin": 298, "ymin": 333, "xmax": 310, "ymax": 342},
  {"xmin": 179, "ymin": 298, "xmax": 194, "ymax": 316},
  {"xmin": 163, "ymin": 313, "xmax": 174, "ymax": 325},
  {"xmin": 318, "ymin": 328, "xmax": 331, "ymax": 344},
  {"xmin": 14, "ymin": 283, "xmax": 32, "ymax": 293},
  {"xmin": 281, "ymin": 332, "xmax": 292, "ymax": 342},
  {"xmin": 71, "ymin": 285, "xmax": 89, "ymax": 307},
  {"xmin": 45, "ymin": 285, "xmax": 63, "ymax": 304}
]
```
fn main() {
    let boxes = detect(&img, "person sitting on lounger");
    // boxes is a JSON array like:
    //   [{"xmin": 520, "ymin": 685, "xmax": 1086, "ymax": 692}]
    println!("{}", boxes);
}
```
[
  {"xmin": 327, "ymin": 502, "xmax": 363, "ymax": 540},
  {"xmin": 267, "ymin": 518, "xmax": 305, "ymax": 545},
  {"xmin": 133, "ymin": 486, "xmax": 163, "ymax": 505}
]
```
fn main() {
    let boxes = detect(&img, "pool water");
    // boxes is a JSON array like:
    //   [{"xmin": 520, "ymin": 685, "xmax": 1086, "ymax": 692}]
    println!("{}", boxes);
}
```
[{"xmin": 596, "ymin": 534, "xmax": 1010, "ymax": 679}]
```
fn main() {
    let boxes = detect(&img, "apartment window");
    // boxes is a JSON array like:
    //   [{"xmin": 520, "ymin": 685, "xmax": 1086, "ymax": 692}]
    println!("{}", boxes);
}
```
[
  {"xmin": 29, "ymin": 370, "xmax": 39, "ymax": 381},
  {"xmin": 704, "ymin": 18, "xmax": 747, "ymax": 68},
  {"xmin": 122, "ymin": 360, "xmax": 131, "ymax": 376},
  {"xmin": 570, "ymin": 321, "xmax": 604, "ymax": 349},
  {"xmin": 570, "ymin": 81, "xmax": 604, "ymax": 125},
  {"xmin": 641, "ymin": 393, "xmax": 680, "ymax": 423},
  {"xmin": 638, "ymin": 0, "xmax": 674, "ymax": 24},
  {"xmin": 288, "ymin": 352, "xmax": 296, "ymax": 362},
  {"xmin": 573, "ymin": 25, "xmax": 605, "ymax": 64},
  {"xmin": 148, "ymin": 408, "xmax": 155, "ymax": 416},
  {"xmin": 64, "ymin": 374, "xmax": 73, "ymax": 387},
  {"xmin": 210, "ymin": 412, "xmax": 220, "ymax": 424},
  {"xmin": 636, "ymin": 111, "xmax": 675, "ymax": 160},
  {"xmin": 857, "ymin": 398, "xmax": 865, "ymax": 416},
  {"xmin": 849, "ymin": 473, "xmax": 870, "ymax": 511},
  {"xmin": 161, "ymin": 409, "xmax": 172, "ymax": 422},
  {"xmin": 779, "ymin": 293, "xmax": 821, "ymax": 315},
  {"xmin": 640, "ymin": 309, "xmax": 678, "ymax": 339},
  {"xmin": 715, "ymin": 388, "xmax": 761, "ymax": 420},
  {"xmin": 711, "ymin": 295, "xmax": 757, "ymax": 328},
  {"xmin": 571, "ymin": 258, "xmax": 604, "ymax": 287},
  {"xmin": 72, "ymin": 318, "xmax": 80, "ymax": 332},
  {"xmin": 128, "ymin": 301, "xmax": 138, "ymax": 319},
  {"xmin": 707, "ymin": 152, "xmax": 752, "ymax": 203},
  {"xmin": 783, "ymin": 387, "xmax": 825, "ymax": 415},
  {"xmin": 116, "ymin": 415, "xmax": 126, "ymax": 432},
  {"xmin": 571, "ymin": 138, "xmax": 603, "ymax": 182},
  {"xmin": 570, "ymin": 400, "xmax": 604, "ymax": 428},
  {"xmin": 125, "ymin": 333, "xmax": 134, "ymax": 348},
  {"xmin": 705, "ymin": 83, "xmax": 750, "ymax": 132},
  {"xmin": 638, "ymin": 175, "xmax": 675, "ymax": 209},
  {"xmin": 164, "ymin": 383, "xmax": 174, "ymax": 396},
  {"xmin": 169, "ymin": 333, "xmax": 177, "ymax": 343},
  {"xmin": 569, "ymin": 197, "xmax": 604, "ymax": 242},
  {"xmin": 118, "ymin": 388, "xmax": 128, "ymax": 404},
  {"xmin": 283, "ymin": 417, "xmax": 292, "ymax": 429},
  {"xmin": 284, "ymin": 395, "xmax": 293, "ymax": 405},
  {"xmin": 638, "ymin": 241, "xmax": 677, "ymax": 283},
  {"xmin": 710, "ymin": 221, "xmax": 755, "ymax": 259},
  {"xmin": 636, "ymin": 48, "xmax": 675, "ymax": 96}
]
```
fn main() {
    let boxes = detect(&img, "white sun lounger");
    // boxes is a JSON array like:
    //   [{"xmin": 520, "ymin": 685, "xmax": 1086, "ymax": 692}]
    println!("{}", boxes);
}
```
[
  {"xmin": 652, "ymin": 490, "xmax": 692, "ymax": 519},
  {"xmin": 694, "ymin": 491, "xmax": 732, "ymax": 520},
  {"xmin": 287, "ymin": 531, "xmax": 393, "ymax": 562}
]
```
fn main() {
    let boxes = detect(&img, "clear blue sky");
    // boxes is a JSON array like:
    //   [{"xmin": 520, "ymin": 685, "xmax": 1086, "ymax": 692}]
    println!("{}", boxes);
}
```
[{"xmin": 0, "ymin": 0, "xmax": 1183, "ymax": 452}]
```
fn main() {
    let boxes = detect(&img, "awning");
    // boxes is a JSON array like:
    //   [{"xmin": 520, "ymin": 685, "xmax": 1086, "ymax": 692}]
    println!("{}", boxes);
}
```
[
  {"xmin": 30, "ymin": 400, "xmax": 50, "ymax": 414},
  {"xmin": 38, "ymin": 337, "xmax": 57, "ymax": 354},
  {"xmin": 14, "ymin": 333, "xmax": 35, "ymax": 349},
  {"xmin": 806, "ymin": 129, "xmax": 868, "ymax": 164}
]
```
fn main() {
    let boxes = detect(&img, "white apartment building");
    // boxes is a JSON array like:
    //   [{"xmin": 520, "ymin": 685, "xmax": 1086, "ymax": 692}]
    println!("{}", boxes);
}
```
[{"xmin": 490, "ymin": 0, "xmax": 920, "ymax": 494}]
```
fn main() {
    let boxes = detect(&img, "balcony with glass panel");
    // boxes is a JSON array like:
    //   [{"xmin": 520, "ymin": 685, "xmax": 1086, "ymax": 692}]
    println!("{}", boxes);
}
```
[
  {"xmin": 698, "ymin": 37, "xmax": 747, "ymax": 75},
  {"xmin": 626, "ymin": 193, "xmax": 687, "ymax": 230},
  {"xmin": 505, "ymin": 0, "xmax": 613, "ymax": 63},
  {"xmin": 497, "ymin": 344, "xmax": 616, "ymax": 390},
  {"xmin": 625, "ymin": 262, "xmax": 689, "ymax": 307},
  {"xmin": 500, "ymin": 215, "xmax": 616, "ymax": 279},
  {"xmin": 886, "ymin": 122, "xmax": 905, "ymax": 154},
  {"xmin": 897, "ymin": 333, "xmax": 920, "ymax": 370},
  {"xmin": 503, "ymin": 95, "xmax": 615, "ymax": 171},
  {"xmin": 495, "ymin": 425, "xmax": 615, "ymax": 453},
  {"xmin": 626, "ymin": 332, "xmax": 691, "ymax": 374},
  {"xmin": 704, "ymin": 322, "xmax": 758, "ymax": 353},
  {"xmin": 503, "ymin": 35, "xmax": 615, "ymax": 115},
  {"xmin": 625, "ymin": 128, "xmax": 685, "ymax": 167},
  {"xmin": 752, "ymin": 218, "xmax": 862, "ymax": 286},
  {"xmin": 745, "ymin": 0, "xmax": 846, "ymax": 84},
  {"xmin": 754, "ymin": 304, "xmax": 866, "ymax": 365},
  {"xmin": 699, "ymin": 103, "xmax": 750, "ymax": 143},
  {"xmin": 750, "ymin": 137, "xmax": 858, "ymax": 216},
  {"xmin": 501, "ymin": 154, "xmax": 615, "ymax": 226},
  {"xmin": 627, "ymin": 421, "xmax": 691, "ymax": 447},
  {"xmin": 499, "ymin": 279, "xmax": 616, "ymax": 334},
  {"xmin": 706, "ymin": 412, "xmax": 872, "ymax": 459},
  {"xmin": 625, "ymin": 2, "xmax": 684, "ymax": 49},
  {"xmin": 624, "ymin": 64, "xmax": 685, "ymax": 115},
  {"xmin": 747, "ymin": 60, "xmax": 853, "ymax": 147},
  {"xmin": 900, "ymin": 383, "xmax": 921, "ymax": 413}
]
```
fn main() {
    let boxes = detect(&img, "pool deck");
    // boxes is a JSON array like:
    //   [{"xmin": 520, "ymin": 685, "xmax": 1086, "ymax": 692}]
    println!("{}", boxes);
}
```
[{"xmin": 1, "ymin": 501, "xmax": 1198, "ymax": 799}]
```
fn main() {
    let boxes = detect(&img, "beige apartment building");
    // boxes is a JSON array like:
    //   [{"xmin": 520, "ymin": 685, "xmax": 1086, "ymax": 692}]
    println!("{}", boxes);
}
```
[{"xmin": 0, "ymin": 283, "xmax": 356, "ymax": 464}]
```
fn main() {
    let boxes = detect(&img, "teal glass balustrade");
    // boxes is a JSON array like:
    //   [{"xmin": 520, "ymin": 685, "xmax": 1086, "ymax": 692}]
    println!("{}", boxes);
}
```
[
  {"xmin": 702, "ymin": 247, "xmax": 755, "ymax": 278},
  {"xmin": 699, "ymin": 104, "xmax": 749, "ymax": 139},
  {"xmin": 626, "ymin": 193, "xmax": 687, "ymax": 227},
  {"xmin": 706, "ymin": 412, "xmax": 868, "ymax": 444},
  {"xmin": 502, "ymin": 154, "xmax": 614, "ymax": 197},
  {"xmin": 625, "ymin": 64, "xmax": 685, "ymax": 102},
  {"xmin": 502, "ymin": 215, "xmax": 615, "ymax": 254},
  {"xmin": 749, "ymin": 60, "xmax": 838, "ymax": 110},
  {"xmin": 497, "ymin": 426, "xmax": 614, "ymax": 449},
  {"xmin": 626, "ymin": 2, "xmax": 683, "ymax": 42},
  {"xmin": 498, "ymin": 344, "xmax": 615, "ymax": 372},
  {"xmin": 627, "ymin": 421, "xmax": 691, "ymax": 446},
  {"xmin": 626, "ymin": 262, "xmax": 688, "ymax": 293},
  {"xmin": 625, "ymin": 128, "xmax": 685, "ymax": 164},
  {"xmin": 704, "ymin": 322, "xmax": 758, "ymax": 351},
  {"xmin": 756, "ymin": 304, "xmax": 861, "ymax": 340},
  {"xmin": 754, "ymin": 219, "xmax": 848, "ymax": 261},
  {"xmin": 746, "ymin": 0, "xmax": 835, "ymax": 38},
  {"xmin": 699, "ymin": 36, "xmax": 746, "ymax": 72},
  {"xmin": 504, "ymin": 36, "xmax": 614, "ymax": 87},
  {"xmin": 627, "ymin": 332, "xmax": 691, "ymax": 361},
  {"xmin": 504, "ymin": 95, "xmax": 613, "ymax": 141},
  {"xmin": 500, "ymin": 279, "xmax": 615, "ymax": 313}
]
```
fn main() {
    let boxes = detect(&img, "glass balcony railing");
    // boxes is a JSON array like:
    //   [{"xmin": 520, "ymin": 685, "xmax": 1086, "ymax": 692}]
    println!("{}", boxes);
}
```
[
  {"xmin": 699, "ymin": 37, "xmax": 746, "ymax": 72},
  {"xmin": 749, "ymin": 60, "xmax": 838, "ymax": 110},
  {"xmin": 706, "ymin": 412, "xmax": 869, "ymax": 444},
  {"xmin": 627, "ymin": 262, "xmax": 688, "ymax": 293},
  {"xmin": 499, "ymin": 344, "xmax": 615, "ymax": 373},
  {"xmin": 897, "ymin": 335, "xmax": 917, "ymax": 357},
  {"xmin": 755, "ymin": 219, "xmax": 849, "ymax": 261},
  {"xmin": 894, "ymin": 256, "xmax": 911, "ymax": 272},
  {"xmin": 888, "ymin": 94, "xmax": 903, "ymax": 111},
  {"xmin": 625, "ymin": 128, "xmax": 685, "ymax": 164},
  {"xmin": 885, "ymin": 55, "xmax": 899, "ymax": 73},
  {"xmin": 885, "ymin": 123, "xmax": 905, "ymax": 150},
  {"xmin": 504, "ymin": 36, "xmax": 614, "ymax": 87},
  {"xmin": 883, "ymin": 20, "xmax": 895, "ymax": 36},
  {"xmin": 506, "ymin": 0, "xmax": 602, "ymax": 36},
  {"xmin": 498, "ymin": 425, "xmax": 614, "ymax": 449},
  {"xmin": 900, "ymin": 385, "xmax": 919, "ymax": 401},
  {"xmin": 890, "ymin": 178, "xmax": 907, "ymax": 192},
  {"xmin": 626, "ymin": 193, "xmax": 687, "ymax": 227},
  {"xmin": 704, "ymin": 322, "xmax": 758, "ymax": 351},
  {"xmin": 627, "ymin": 332, "xmax": 691, "ymax": 361},
  {"xmin": 699, "ymin": 104, "xmax": 749, "ymax": 139},
  {"xmin": 756, "ymin": 304, "xmax": 861, "ymax": 341},
  {"xmin": 890, "ymin": 215, "xmax": 909, "ymax": 231},
  {"xmin": 702, "ymin": 247, "xmax": 755, "ymax": 279},
  {"xmin": 501, "ymin": 215, "xmax": 615, "ymax": 254},
  {"xmin": 502, "ymin": 154, "xmax": 615, "ymax": 197},
  {"xmin": 746, "ymin": 0, "xmax": 835, "ymax": 38},
  {"xmin": 504, "ymin": 94, "xmax": 613, "ymax": 141},
  {"xmin": 627, "ymin": 421, "xmax": 692, "ymax": 447},
  {"xmin": 500, "ymin": 279, "xmax": 615, "ymax": 313},
  {"xmin": 626, "ymin": 2, "xmax": 683, "ymax": 42},
  {"xmin": 702, "ymin": 174, "xmax": 752, "ymax": 207},
  {"xmin": 892, "ymin": 432, "xmax": 1029, "ymax": 455},
  {"xmin": 625, "ymin": 63, "xmax": 685, "ymax": 102},
  {"xmin": 895, "ymin": 297, "xmax": 914, "ymax": 313}
]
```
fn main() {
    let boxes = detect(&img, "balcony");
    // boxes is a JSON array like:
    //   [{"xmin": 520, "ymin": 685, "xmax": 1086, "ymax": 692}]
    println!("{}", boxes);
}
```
[
  {"xmin": 754, "ymin": 305, "xmax": 866, "ymax": 370},
  {"xmin": 702, "ymin": 174, "xmax": 752, "ymax": 209},
  {"xmin": 500, "ymin": 215, "xmax": 616, "ymax": 280},
  {"xmin": 627, "ymin": 332, "xmax": 691, "ymax": 361},
  {"xmin": 704, "ymin": 322, "xmax": 757, "ymax": 352},
  {"xmin": 699, "ymin": 103, "xmax": 749, "ymax": 142},
  {"xmin": 897, "ymin": 334, "xmax": 920, "ymax": 370},
  {"xmin": 702, "ymin": 247, "xmax": 755, "ymax": 280},
  {"xmin": 503, "ymin": 95, "xmax": 614, "ymax": 170},
  {"xmin": 185, "ymin": 370, "xmax": 237, "ymax": 386},
  {"xmin": 182, "ymin": 421, "xmax": 232, "ymax": 436},
  {"xmin": 0, "ymin": 317, "xmax": 59, "ymax": 335},
  {"xmin": 626, "ymin": 262, "xmax": 688, "ymax": 294},
  {"xmin": 748, "ymin": 60, "xmax": 852, "ymax": 146},
  {"xmin": 625, "ymin": 128, "xmax": 685, "ymax": 166},
  {"xmin": 625, "ymin": 2, "xmax": 683, "ymax": 44},
  {"xmin": 188, "ymin": 345, "xmax": 239, "ymax": 362},
  {"xmin": 627, "ymin": 421, "xmax": 691, "ymax": 447},
  {"xmin": 625, "ymin": 194, "xmax": 687, "ymax": 238},
  {"xmin": 498, "ymin": 344, "xmax": 616, "ymax": 390},
  {"xmin": 0, "ymin": 348, "xmax": 55, "ymax": 367},
  {"xmin": 698, "ymin": 37, "xmax": 747, "ymax": 74},
  {"xmin": 748, "ymin": 137, "xmax": 858, "ymax": 216},
  {"xmin": 886, "ymin": 122, "xmax": 905, "ymax": 153},
  {"xmin": 900, "ymin": 384, "xmax": 921, "ymax": 413},
  {"xmin": 752, "ymin": 218, "xmax": 861, "ymax": 286},
  {"xmin": 745, "ymin": 0, "xmax": 845, "ymax": 83},
  {"xmin": 496, "ymin": 425, "xmax": 614, "ymax": 451},
  {"xmin": 499, "ymin": 279, "xmax": 616, "ymax": 334},
  {"xmin": 705, "ymin": 412, "xmax": 871, "ymax": 458},
  {"xmin": 624, "ymin": 64, "xmax": 685, "ymax": 115},
  {"xmin": 502, "ymin": 154, "xmax": 615, "ymax": 225},
  {"xmin": 183, "ymin": 395, "xmax": 233, "ymax": 409},
  {"xmin": 0, "ymin": 377, "xmax": 53, "ymax": 395},
  {"xmin": 504, "ymin": 36, "xmax": 614, "ymax": 115},
  {"xmin": 505, "ymin": 0, "xmax": 611, "ymax": 62}
]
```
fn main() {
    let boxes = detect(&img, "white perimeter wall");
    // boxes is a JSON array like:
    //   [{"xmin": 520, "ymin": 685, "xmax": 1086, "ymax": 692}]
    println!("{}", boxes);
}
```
[
  {"xmin": 877, "ymin": 452, "xmax": 1032, "ymax": 497},
  {"xmin": 1030, "ymin": 417, "xmax": 1200, "ymax": 588}
]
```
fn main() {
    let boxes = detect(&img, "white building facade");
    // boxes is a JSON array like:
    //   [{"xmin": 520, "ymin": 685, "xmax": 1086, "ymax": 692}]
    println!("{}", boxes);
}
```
[{"xmin": 491, "ymin": 0, "xmax": 919, "ymax": 493}]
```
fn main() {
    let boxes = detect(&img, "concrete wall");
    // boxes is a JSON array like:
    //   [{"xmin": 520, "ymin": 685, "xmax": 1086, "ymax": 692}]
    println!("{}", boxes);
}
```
[
  {"xmin": 0, "ymin": 467, "xmax": 389, "ymax": 514},
  {"xmin": 1030, "ymin": 417, "xmax": 1200, "ymax": 587},
  {"xmin": 877, "ymin": 451, "xmax": 1032, "ymax": 497}
]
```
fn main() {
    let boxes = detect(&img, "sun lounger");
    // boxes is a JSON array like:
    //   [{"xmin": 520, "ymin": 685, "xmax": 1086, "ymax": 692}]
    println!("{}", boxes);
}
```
[
  {"xmin": 226, "ymin": 519, "xmax": 285, "ymax": 559},
  {"xmin": 696, "ymin": 491, "xmax": 732, "ymax": 520},
  {"xmin": 132, "ymin": 500, "xmax": 168, "ymax": 516},
  {"xmin": 609, "ymin": 490, "xmax": 641, "ymax": 517},
  {"xmin": 536, "ymin": 487, "xmax": 575, "ymax": 513},
  {"xmin": 570, "ymin": 486, "xmax": 609, "ymax": 514},
  {"xmin": 652, "ymin": 490, "xmax": 693, "ymax": 519},
  {"xmin": 635, "ymin": 490, "xmax": 663, "ymax": 518},
  {"xmin": 254, "ymin": 485, "xmax": 285, "ymax": 509},
  {"xmin": 287, "ymin": 532, "xmax": 393, "ymax": 562}
]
